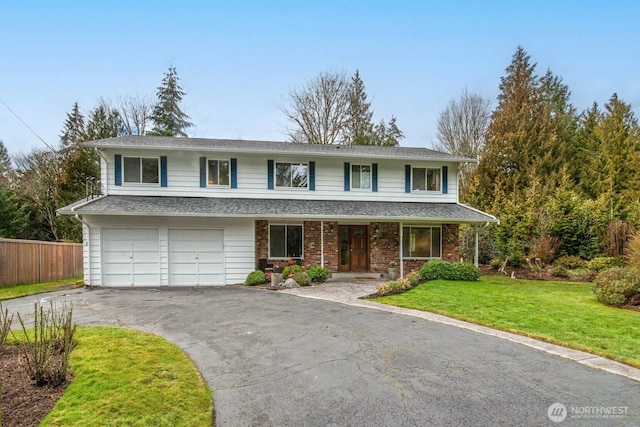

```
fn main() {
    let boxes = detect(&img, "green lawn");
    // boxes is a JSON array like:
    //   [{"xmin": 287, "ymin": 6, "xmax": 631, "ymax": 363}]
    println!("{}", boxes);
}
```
[
  {"xmin": 40, "ymin": 326, "xmax": 213, "ymax": 426},
  {"xmin": 377, "ymin": 276, "xmax": 640, "ymax": 368},
  {"xmin": 0, "ymin": 277, "xmax": 83, "ymax": 301}
]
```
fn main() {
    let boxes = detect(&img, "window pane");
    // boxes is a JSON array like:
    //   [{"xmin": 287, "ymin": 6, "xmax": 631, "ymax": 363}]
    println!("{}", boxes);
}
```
[
  {"xmin": 432, "ymin": 228, "xmax": 442, "ymax": 257},
  {"xmin": 124, "ymin": 157, "xmax": 141, "ymax": 183},
  {"xmin": 352, "ymin": 165, "xmax": 361, "ymax": 189},
  {"xmin": 270, "ymin": 225, "xmax": 286, "ymax": 258},
  {"xmin": 413, "ymin": 168, "xmax": 426, "ymax": 190},
  {"xmin": 287, "ymin": 225, "xmax": 303, "ymax": 258},
  {"xmin": 219, "ymin": 161, "xmax": 230, "ymax": 185},
  {"xmin": 276, "ymin": 163, "xmax": 291, "ymax": 187},
  {"xmin": 412, "ymin": 228, "xmax": 431, "ymax": 257},
  {"xmin": 402, "ymin": 227, "xmax": 411, "ymax": 257},
  {"xmin": 427, "ymin": 169, "xmax": 441, "ymax": 191},
  {"xmin": 360, "ymin": 165, "xmax": 371, "ymax": 189},
  {"xmin": 208, "ymin": 160, "xmax": 218, "ymax": 185},
  {"xmin": 142, "ymin": 158, "xmax": 159, "ymax": 183},
  {"xmin": 291, "ymin": 164, "xmax": 308, "ymax": 187}
]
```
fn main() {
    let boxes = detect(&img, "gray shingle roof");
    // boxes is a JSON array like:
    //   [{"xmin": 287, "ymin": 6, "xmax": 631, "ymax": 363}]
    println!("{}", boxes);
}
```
[
  {"xmin": 82, "ymin": 136, "xmax": 477, "ymax": 163},
  {"xmin": 60, "ymin": 195, "xmax": 497, "ymax": 223}
]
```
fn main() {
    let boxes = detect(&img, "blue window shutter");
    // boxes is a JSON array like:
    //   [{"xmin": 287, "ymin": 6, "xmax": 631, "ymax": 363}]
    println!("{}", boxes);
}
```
[
  {"xmin": 405, "ymin": 165, "xmax": 411, "ymax": 193},
  {"xmin": 267, "ymin": 160, "xmax": 274, "ymax": 189},
  {"xmin": 344, "ymin": 162, "xmax": 350, "ymax": 191},
  {"xmin": 199, "ymin": 157, "xmax": 206, "ymax": 188},
  {"xmin": 309, "ymin": 161, "xmax": 315, "ymax": 191},
  {"xmin": 230, "ymin": 158, "xmax": 238, "ymax": 188},
  {"xmin": 442, "ymin": 166, "xmax": 448, "ymax": 194},
  {"xmin": 372, "ymin": 163, "xmax": 378, "ymax": 192},
  {"xmin": 160, "ymin": 156, "xmax": 168, "ymax": 187},
  {"xmin": 114, "ymin": 154, "xmax": 122, "ymax": 186}
]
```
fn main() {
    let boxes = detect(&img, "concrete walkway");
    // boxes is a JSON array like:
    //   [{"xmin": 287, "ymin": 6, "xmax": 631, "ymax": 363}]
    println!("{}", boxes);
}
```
[{"xmin": 282, "ymin": 279, "xmax": 640, "ymax": 383}]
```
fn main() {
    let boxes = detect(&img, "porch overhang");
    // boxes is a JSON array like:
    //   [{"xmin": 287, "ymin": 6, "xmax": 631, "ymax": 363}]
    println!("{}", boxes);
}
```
[{"xmin": 59, "ymin": 195, "xmax": 498, "ymax": 224}]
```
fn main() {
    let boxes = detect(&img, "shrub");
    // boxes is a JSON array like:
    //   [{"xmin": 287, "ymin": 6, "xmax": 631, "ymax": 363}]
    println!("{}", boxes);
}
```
[
  {"xmin": 245, "ymin": 270, "xmax": 266, "ymax": 286},
  {"xmin": 592, "ymin": 267, "xmax": 640, "ymax": 306},
  {"xmin": 587, "ymin": 256, "xmax": 623, "ymax": 272},
  {"xmin": 550, "ymin": 265, "xmax": 569, "ymax": 278},
  {"xmin": 489, "ymin": 258, "xmax": 504, "ymax": 270},
  {"xmin": 405, "ymin": 271, "xmax": 420, "ymax": 287},
  {"xmin": 15, "ymin": 301, "xmax": 76, "ymax": 387},
  {"xmin": 626, "ymin": 232, "xmax": 640, "ymax": 269},
  {"xmin": 0, "ymin": 303, "xmax": 13, "ymax": 349},
  {"xmin": 376, "ymin": 282, "xmax": 392, "ymax": 296},
  {"xmin": 419, "ymin": 260, "xmax": 480, "ymax": 281},
  {"xmin": 554, "ymin": 255, "xmax": 586, "ymax": 270},
  {"xmin": 307, "ymin": 265, "xmax": 329, "ymax": 282},
  {"xmin": 282, "ymin": 264, "xmax": 302, "ymax": 280},
  {"xmin": 292, "ymin": 271, "xmax": 311, "ymax": 286},
  {"xmin": 531, "ymin": 235, "xmax": 562, "ymax": 265}
]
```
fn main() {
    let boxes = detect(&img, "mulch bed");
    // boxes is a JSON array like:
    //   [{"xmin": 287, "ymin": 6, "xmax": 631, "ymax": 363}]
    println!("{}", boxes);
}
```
[{"xmin": 0, "ymin": 346, "xmax": 69, "ymax": 427}]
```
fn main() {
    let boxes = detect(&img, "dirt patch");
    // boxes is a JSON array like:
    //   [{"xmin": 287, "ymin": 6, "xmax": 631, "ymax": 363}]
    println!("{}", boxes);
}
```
[{"xmin": 0, "ymin": 346, "xmax": 69, "ymax": 427}]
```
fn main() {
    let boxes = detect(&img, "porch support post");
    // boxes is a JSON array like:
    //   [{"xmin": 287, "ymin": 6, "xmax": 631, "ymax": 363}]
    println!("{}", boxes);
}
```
[
  {"xmin": 320, "ymin": 220, "xmax": 324, "ymax": 268},
  {"xmin": 474, "ymin": 225, "xmax": 479, "ymax": 267},
  {"xmin": 399, "ymin": 221, "xmax": 404, "ymax": 278}
]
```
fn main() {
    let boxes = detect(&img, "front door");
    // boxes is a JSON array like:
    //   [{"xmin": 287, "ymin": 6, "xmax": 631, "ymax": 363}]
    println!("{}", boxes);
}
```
[{"xmin": 339, "ymin": 225, "xmax": 369, "ymax": 272}]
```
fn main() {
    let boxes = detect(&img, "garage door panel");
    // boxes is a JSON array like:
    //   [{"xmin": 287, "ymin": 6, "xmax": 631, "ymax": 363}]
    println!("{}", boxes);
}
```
[
  {"xmin": 169, "ymin": 228, "xmax": 224, "ymax": 286},
  {"xmin": 103, "ymin": 228, "xmax": 160, "ymax": 286}
]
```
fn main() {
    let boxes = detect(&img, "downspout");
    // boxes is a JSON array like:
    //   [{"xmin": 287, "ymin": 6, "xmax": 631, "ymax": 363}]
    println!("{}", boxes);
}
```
[{"xmin": 74, "ymin": 213, "xmax": 91, "ymax": 286}]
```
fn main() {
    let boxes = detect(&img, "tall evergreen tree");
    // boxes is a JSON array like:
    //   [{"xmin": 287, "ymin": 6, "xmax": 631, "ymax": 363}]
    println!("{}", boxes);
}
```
[
  {"xmin": 86, "ymin": 99, "xmax": 125, "ymax": 140},
  {"xmin": 60, "ymin": 102, "xmax": 86, "ymax": 147},
  {"xmin": 0, "ymin": 186, "xmax": 28, "ymax": 238},
  {"xmin": 150, "ymin": 66, "xmax": 193, "ymax": 137},
  {"xmin": 0, "ymin": 141, "xmax": 12, "ymax": 187},
  {"xmin": 347, "ymin": 70, "xmax": 374, "ymax": 144}
]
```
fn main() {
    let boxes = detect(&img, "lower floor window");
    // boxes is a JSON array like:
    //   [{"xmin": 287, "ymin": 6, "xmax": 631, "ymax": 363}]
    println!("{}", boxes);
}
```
[
  {"xmin": 402, "ymin": 226, "xmax": 441, "ymax": 258},
  {"xmin": 269, "ymin": 224, "xmax": 303, "ymax": 258}
]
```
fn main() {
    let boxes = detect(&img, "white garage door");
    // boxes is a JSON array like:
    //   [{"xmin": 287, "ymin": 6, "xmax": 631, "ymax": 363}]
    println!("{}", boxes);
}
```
[
  {"xmin": 169, "ymin": 229, "xmax": 225, "ymax": 286},
  {"xmin": 102, "ymin": 228, "xmax": 160, "ymax": 286}
]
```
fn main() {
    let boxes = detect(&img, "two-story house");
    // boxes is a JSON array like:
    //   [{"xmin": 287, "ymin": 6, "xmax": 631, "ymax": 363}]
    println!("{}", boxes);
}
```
[{"xmin": 59, "ymin": 136, "xmax": 497, "ymax": 287}]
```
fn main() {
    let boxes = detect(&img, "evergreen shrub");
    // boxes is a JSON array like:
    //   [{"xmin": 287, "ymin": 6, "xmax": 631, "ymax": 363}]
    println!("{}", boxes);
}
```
[
  {"xmin": 592, "ymin": 267, "xmax": 640, "ymax": 306},
  {"xmin": 245, "ymin": 270, "xmax": 266, "ymax": 286},
  {"xmin": 419, "ymin": 260, "xmax": 480, "ymax": 281},
  {"xmin": 307, "ymin": 265, "xmax": 329, "ymax": 282},
  {"xmin": 292, "ymin": 271, "xmax": 311, "ymax": 286}
]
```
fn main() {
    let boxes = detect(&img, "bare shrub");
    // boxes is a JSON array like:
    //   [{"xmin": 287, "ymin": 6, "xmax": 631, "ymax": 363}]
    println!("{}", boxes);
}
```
[
  {"xmin": 0, "ymin": 303, "xmax": 13, "ymax": 349},
  {"xmin": 603, "ymin": 220, "xmax": 635, "ymax": 257},
  {"xmin": 14, "ymin": 301, "xmax": 76, "ymax": 387},
  {"xmin": 625, "ymin": 232, "xmax": 640, "ymax": 270},
  {"xmin": 531, "ymin": 235, "xmax": 562, "ymax": 265}
]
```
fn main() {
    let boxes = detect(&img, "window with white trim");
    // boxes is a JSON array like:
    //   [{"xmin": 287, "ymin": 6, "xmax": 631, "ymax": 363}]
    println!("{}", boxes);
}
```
[
  {"xmin": 123, "ymin": 157, "xmax": 159, "ymax": 183},
  {"xmin": 269, "ymin": 224, "xmax": 303, "ymax": 258},
  {"xmin": 208, "ymin": 159, "xmax": 230, "ymax": 186},
  {"xmin": 351, "ymin": 164, "xmax": 371, "ymax": 189},
  {"xmin": 276, "ymin": 162, "xmax": 308, "ymax": 188},
  {"xmin": 413, "ymin": 168, "xmax": 441, "ymax": 191},
  {"xmin": 402, "ymin": 226, "xmax": 441, "ymax": 258}
]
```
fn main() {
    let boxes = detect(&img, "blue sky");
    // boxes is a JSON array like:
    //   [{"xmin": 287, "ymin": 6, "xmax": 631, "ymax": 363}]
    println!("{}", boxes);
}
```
[{"xmin": 1, "ymin": 1, "xmax": 639, "ymax": 156}]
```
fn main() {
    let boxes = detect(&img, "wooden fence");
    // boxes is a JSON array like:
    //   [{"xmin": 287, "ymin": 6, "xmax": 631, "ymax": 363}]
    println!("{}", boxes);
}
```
[{"xmin": 0, "ymin": 238, "xmax": 83, "ymax": 286}]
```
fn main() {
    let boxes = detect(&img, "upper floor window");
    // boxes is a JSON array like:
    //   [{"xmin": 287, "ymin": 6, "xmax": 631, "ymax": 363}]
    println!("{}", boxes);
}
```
[
  {"xmin": 413, "ymin": 168, "xmax": 440, "ymax": 191},
  {"xmin": 351, "ymin": 164, "xmax": 371, "ymax": 189},
  {"xmin": 402, "ymin": 226, "xmax": 441, "ymax": 258},
  {"xmin": 208, "ymin": 160, "xmax": 230, "ymax": 186},
  {"xmin": 124, "ymin": 157, "xmax": 159, "ymax": 184},
  {"xmin": 276, "ymin": 162, "xmax": 308, "ymax": 188}
]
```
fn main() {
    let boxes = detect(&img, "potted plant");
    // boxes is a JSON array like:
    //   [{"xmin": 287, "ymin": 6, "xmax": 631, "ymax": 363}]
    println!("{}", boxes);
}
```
[{"xmin": 388, "ymin": 262, "xmax": 398, "ymax": 280}]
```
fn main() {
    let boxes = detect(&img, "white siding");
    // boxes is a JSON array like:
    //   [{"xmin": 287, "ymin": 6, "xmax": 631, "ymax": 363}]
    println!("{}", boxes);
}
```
[
  {"xmin": 100, "ymin": 149, "xmax": 459, "ymax": 203},
  {"xmin": 82, "ymin": 215, "xmax": 254, "ymax": 286}
]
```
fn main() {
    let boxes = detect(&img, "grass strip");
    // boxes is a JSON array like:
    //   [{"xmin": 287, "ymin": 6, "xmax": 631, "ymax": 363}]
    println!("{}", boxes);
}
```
[
  {"xmin": 42, "ymin": 326, "xmax": 213, "ymax": 427},
  {"xmin": 377, "ymin": 276, "xmax": 640, "ymax": 368},
  {"xmin": 0, "ymin": 277, "xmax": 83, "ymax": 301}
]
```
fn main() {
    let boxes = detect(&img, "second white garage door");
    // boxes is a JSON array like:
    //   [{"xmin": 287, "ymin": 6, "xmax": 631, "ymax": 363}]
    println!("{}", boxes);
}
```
[{"xmin": 169, "ymin": 229, "xmax": 225, "ymax": 286}]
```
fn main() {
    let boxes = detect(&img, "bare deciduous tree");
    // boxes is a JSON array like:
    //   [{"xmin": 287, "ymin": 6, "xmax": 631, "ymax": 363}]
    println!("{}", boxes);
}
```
[
  {"xmin": 435, "ymin": 88, "xmax": 491, "ymax": 197},
  {"xmin": 435, "ymin": 88, "xmax": 491, "ymax": 158},
  {"xmin": 119, "ymin": 95, "xmax": 153, "ymax": 135},
  {"xmin": 282, "ymin": 71, "xmax": 351, "ymax": 144}
]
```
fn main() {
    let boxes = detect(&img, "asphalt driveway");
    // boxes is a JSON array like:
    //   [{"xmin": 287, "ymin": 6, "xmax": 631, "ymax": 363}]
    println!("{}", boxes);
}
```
[{"xmin": 4, "ymin": 286, "xmax": 639, "ymax": 426}]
